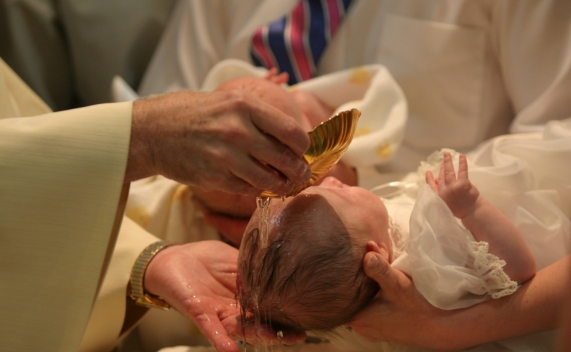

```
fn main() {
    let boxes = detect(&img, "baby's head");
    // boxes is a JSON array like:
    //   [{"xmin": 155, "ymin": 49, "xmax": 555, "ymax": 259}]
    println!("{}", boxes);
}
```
[{"xmin": 237, "ymin": 177, "xmax": 392, "ymax": 332}]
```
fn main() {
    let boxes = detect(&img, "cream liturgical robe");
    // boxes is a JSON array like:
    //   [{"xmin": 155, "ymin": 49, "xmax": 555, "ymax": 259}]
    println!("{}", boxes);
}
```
[{"xmin": 0, "ymin": 58, "xmax": 157, "ymax": 351}]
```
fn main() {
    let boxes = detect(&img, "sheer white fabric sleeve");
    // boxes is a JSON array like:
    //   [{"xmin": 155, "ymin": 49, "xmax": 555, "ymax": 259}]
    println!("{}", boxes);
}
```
[
  {"xmin": 390, "ymin": 122, "xmax": 571, "ymax": 310},
  {"xmin": 391, "ymin": 184, "xmax": 517, "ymax": 310}
]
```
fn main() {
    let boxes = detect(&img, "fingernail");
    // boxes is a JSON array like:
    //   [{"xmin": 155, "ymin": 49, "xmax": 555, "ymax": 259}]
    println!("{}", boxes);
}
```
[
  {"xmin": 367, "ymin": 255, "xmax": 379, "ymax": 270},
  {"xmin": 303, "ymin": 167, "xmax": 312, "ymax": 181}
]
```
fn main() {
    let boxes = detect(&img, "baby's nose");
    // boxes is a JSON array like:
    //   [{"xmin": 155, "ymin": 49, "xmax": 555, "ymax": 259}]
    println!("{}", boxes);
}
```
[{"xmin": 319, "ymin": 176, "xmax": 343, "ymax": 188}]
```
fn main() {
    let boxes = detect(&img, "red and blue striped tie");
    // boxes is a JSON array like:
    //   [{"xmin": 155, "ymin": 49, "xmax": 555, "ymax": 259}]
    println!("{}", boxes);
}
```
[{"xmin": 250, "ymin": 0, "xmax": 353, "ymax": 85}]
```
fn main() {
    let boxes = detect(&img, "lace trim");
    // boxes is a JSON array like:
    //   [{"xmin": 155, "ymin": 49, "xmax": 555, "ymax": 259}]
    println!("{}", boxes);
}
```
[
  {"xmin": 388, "ymin": 216, "xmax": 407, "ymax": 261},
  {"xmin": 465, "ymin": 240, "xmax": 519, "ymax": 299}
]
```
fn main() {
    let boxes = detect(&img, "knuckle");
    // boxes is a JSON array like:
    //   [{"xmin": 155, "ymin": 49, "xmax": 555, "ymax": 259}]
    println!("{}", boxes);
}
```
[
  {"xmin": 255, "ymin": 171, "xmax": 285, "ymax": 194},
  {"xmin": 252, "ymin": 171, "xmax": 275, "ymax": 188},
  {"xmin": 223, "ymin": 124, "xmax": 249, "ymax": 142},
  {"xmin": 224, "ymin": 90, "xmax": 250, "ymax": 111},
  {"xmin": 276, "ymin": 145, "xmax": 297, "ymax": 169},
  {"xmin": 284, "ymin": 119, "xmax": 303, "ymax": 137},
  {"xmin": 211, "ymin": 148, "xmax": 233, "ymax": 165},
  {"xmin": 241, "ymin": 185, "xmax": 261, "ymax": 197}
]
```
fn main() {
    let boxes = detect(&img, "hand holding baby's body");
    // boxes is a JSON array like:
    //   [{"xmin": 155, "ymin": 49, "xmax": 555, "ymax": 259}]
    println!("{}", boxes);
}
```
[{"xmin": 426, "ymin": 152, "xmax": 536, "ymax": 284}]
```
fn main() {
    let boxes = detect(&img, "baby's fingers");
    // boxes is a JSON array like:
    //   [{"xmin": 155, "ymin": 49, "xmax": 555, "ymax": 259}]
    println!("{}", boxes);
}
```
[
  {"xmin": 438, "ymin": 161, "xmax": 446, "ymax": 192},
  {"xmin": 442, "ymin": 152, "xmax": 457, "ymax": 185},
  {"xmin": 425, "ymin": 170, "xmax": 438, "ymax": 192},
  {"xmin": 457, "ymin": 154, "xmax": 470, "ymax": 180},
  {"xmin": 265, "ymin": 68, "xmax": 289, "ymax": 85}
]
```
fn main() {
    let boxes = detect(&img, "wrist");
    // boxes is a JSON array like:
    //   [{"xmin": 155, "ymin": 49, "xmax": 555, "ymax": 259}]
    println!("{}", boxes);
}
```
[
  {"xmin": 125, "ymin": 98, "xmax": 160, "ymax": 183},
  {"xmin": 129, "ymin": 240, "xmax": 177, "ymax": 310},
  {"xmin": 459, "ymin": 196, "xmax": 485, "ymax": 226}
]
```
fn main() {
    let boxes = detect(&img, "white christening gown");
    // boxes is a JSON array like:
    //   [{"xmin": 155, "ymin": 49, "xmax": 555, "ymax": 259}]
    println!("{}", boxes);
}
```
[{"xmin": 333, "ymin": 119, "xmax": 571, "ymax": 352}]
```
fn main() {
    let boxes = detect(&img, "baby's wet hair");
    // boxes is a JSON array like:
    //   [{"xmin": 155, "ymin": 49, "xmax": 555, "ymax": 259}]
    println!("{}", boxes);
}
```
[{"xmin": 238, "ymin": 195, "xmax": 379, "ymax": 332}]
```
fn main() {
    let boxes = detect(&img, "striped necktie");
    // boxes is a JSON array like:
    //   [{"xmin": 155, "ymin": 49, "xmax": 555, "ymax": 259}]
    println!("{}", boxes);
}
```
[{"xmin": 250, "ymin": 0, "xmax": 353, "ymax": 85}]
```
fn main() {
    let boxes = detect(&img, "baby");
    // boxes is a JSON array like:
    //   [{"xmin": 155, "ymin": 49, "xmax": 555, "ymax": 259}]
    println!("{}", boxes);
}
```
[{"xmin": 237, "ymin": 152, "xmax": 536, "ymax": 332}]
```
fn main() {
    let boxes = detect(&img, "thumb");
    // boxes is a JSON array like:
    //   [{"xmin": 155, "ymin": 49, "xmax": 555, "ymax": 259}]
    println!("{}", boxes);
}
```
[{"xmin": 363, "ymin": 251, "xmax": 399, "ymax": 290}]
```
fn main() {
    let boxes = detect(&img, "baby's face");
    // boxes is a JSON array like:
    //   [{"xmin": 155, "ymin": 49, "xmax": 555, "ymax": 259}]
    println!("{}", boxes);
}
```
[
  {"xmin": 296, "ymin": 177, "xmax": 389, "ymax": 244},
  {"xmin": 247, "ymin": 176, "xmax": 390, "ymax": 248}
]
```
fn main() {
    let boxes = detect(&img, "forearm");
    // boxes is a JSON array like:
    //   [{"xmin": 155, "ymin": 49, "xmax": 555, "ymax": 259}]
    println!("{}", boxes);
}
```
[
  {"xmin": 433, "ymin": 255, "xmax": 568, "ymax": 350},
  {"xmin": 462, "ymin": 197, "xmax": 535, "ymax": 283}
]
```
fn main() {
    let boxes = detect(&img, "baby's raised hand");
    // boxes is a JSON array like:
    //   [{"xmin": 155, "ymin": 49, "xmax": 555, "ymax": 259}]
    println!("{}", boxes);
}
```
[
  {"xmin": 425, "ymin": 152, "xmax": 481, "ymax": 219},
  {"xmin": 265, "ymin": 67, "xmax": 289, "ymax": 85}
]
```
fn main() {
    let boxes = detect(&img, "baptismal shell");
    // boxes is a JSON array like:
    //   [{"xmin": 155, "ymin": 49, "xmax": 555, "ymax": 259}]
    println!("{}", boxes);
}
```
[{"xmin": 261, "ymin": 108, "xmax": 361, "ymax": 198}]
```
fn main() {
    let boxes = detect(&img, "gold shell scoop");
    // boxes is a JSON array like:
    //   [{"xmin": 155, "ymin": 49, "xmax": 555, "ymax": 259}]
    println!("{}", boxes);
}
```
[{"xmin": 261, "ymin": 108, "xmax": 361, "ymax": 198}]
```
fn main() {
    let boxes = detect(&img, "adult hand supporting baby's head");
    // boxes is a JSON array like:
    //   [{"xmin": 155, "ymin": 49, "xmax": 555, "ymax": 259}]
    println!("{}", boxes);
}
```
[
  {"xmin": 191, "ymin": 187, "xmax": 256, "ymax": 218},
  {"xmin": 350, "ymin": 241, "xmax": 446, "ymax": 348},
  {"xmin": 191, "ymin": 187, "xmax": 255, "ymax": 246},
  {"xmin": 143, "ymin": 241, "xmax": 305, "ymax": 351}
]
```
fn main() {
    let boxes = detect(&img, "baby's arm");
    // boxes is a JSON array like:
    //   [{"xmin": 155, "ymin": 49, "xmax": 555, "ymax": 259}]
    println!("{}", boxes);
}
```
[{"xmin": 425, "ymin": 152, "xmax": 536, "ymax": 283}]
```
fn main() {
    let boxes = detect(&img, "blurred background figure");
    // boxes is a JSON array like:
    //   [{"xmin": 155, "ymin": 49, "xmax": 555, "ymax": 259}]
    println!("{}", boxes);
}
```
[{"xmin": 0, "ymin": 0, "xmax": 176, "ymax": 110}]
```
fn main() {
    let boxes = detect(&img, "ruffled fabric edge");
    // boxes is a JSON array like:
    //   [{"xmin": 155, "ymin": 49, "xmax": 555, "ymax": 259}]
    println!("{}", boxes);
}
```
[
  {"xmin": 466, "ymin": 240, "xmax": 518, "ymax": 299},
  {"xmin": 391, "ymin": 154, "xmax": 520, "ymax": 309}
]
